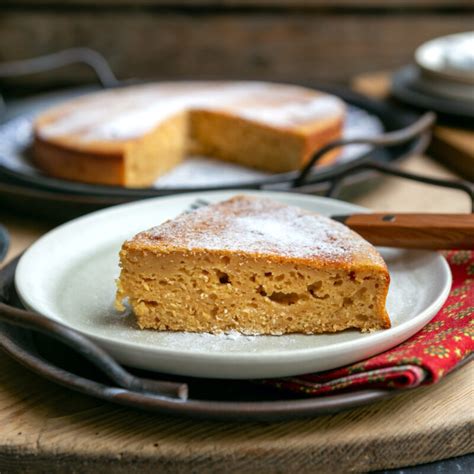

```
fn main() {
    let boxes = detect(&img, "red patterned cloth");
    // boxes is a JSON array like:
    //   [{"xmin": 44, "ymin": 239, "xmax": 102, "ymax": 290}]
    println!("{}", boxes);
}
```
[{"xmin": 265, "ymin": 250, "xmax": 473, "ymax": 396}]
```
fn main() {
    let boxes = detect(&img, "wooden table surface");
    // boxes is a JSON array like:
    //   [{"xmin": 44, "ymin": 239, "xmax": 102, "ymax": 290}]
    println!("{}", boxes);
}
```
[
  {"xmin": 0, "ymin": 82, "xmax": 473, "ymax": 472},
  {"xmin": 1, "ymin": 155, "xmax": 472, "ymax": 473}
]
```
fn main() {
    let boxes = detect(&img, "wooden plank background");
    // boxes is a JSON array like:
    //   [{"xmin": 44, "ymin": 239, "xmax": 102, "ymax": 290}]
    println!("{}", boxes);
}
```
[
  {"xmin": 2, "ymin": 1, "xmax": 473, "ymax": 7},
  {"xmin": 0, "ymin": 1, "xmax": 473, "ymax": 88}
]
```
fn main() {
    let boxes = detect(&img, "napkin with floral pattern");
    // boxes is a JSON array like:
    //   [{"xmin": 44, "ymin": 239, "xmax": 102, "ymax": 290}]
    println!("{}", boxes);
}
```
[{"xmin": 264, "ymin": 250, "xmax": 473, "ymax": 395}]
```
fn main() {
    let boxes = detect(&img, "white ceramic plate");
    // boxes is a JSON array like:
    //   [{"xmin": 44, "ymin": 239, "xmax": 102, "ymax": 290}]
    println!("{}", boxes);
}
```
[
  {"xmin": 415, "ymin": 32, "xmax": 474, "ymax": 85},
  {"xmin": 15, "ymin": 191, "xmax": 451, "ymax": 379}
]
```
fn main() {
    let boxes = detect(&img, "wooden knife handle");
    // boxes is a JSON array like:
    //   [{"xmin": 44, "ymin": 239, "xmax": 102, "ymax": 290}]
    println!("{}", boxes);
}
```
[{"xmin": 343, "ymin": 213, "xmax": 474, "ymax": 249}]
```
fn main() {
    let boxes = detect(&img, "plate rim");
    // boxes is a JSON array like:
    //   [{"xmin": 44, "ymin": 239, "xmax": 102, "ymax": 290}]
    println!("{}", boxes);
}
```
[
  {"xmin": 14, "ymin": 191, "xmax": 452, "ymax": 372},
  {"xmin": 391, "ymin": 65, "xmax": 474, "ymax": 120}
]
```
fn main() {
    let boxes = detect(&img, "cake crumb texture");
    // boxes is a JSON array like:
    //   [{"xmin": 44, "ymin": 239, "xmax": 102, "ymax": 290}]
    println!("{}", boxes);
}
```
[{"xmin": 116, "ymin": 195, "xmax": 390, "ymax": 334}]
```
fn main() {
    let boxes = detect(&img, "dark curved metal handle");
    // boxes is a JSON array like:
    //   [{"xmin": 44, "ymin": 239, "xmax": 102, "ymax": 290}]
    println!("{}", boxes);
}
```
[
  {"xmin": 294, "ymin": 112, "xmax": 436, "ymax": 188},
  {"xmin": 0, "ymin": 48, "xmax": 119, "ymax": 88},
  {"xmin": 0, "ymin": 48, "xmax": 119, "ymax": 118},
  {"xmin": 291, "ymin": 154, "xmax": 474, "ymax": 212},
  {"xmin": 0, "ymin": 225, "xmax": 9, "ymax": 263},
  {"xmin": 0, "ymin": 257, "xmax": 187, "ymax": 401},
  {"xmin": 349, "ymin": 161, "xmax": 474, "ymax": 212}
]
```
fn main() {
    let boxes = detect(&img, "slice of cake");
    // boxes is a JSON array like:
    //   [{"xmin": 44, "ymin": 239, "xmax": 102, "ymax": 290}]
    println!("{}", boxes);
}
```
[
  {"xmin": 33, "ymin": 81, "xmax": 345, "ymax": 187},
  {"xmin": 115, "ymin": 195, "xmax": 390, "ymax": 334}
]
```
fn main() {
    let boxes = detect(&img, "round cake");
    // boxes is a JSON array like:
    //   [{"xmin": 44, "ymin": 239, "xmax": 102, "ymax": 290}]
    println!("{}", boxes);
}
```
[{"xmin": 33, "ymin": 81, "xmax": 346, "ymax": 187}]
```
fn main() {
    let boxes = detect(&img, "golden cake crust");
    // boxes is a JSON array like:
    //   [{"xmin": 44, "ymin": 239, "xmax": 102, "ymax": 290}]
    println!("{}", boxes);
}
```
[
  {"xmin": 33, "ymin": 81, "xmax": 345, "ymax": 187},
  {"xmin": 117, "ymin": 196, "xmax": 391, "ymax": 333},
  {"xmin": 125, "ymin": 195, "xmax": 387, "ymax": 271}
]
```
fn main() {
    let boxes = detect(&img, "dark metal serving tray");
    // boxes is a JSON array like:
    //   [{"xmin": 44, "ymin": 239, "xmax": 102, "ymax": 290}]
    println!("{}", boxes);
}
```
[
  {"xmin": 0, "ymin": 83, "xmax": 428, "ymax": 197},
  {"xmin": 0, "ymin": 253, "xmax": 402, "ymax": 421},
  {"xmin": 0, "ymin": 49, "xmax": 436, "ymax": 220},
  {"xmin": 1, "ymin": 253, "xmax": 472, "ymax": 421}
]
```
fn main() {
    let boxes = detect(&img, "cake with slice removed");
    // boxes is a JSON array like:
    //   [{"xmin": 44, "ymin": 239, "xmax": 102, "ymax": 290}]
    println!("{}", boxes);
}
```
[
  {"xmin": 33, "ymin": 81, "xmax": 345, "ymax": 187},
  {"xmin": 115, "ymin": 195, "xmax": 390, "ymax": 334}
]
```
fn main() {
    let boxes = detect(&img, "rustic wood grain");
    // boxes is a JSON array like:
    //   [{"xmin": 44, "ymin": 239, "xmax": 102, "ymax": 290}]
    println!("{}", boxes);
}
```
[
  {"xmin": 0, "ymin": 349, "xmax": 471, "ymax": 473},
  {"xmin": 430, "ymin": 127, "xmax": 474, "ymax": 181},
  {"xmin": 352, "ymin": 70, "xmax": 392, "ymax": 99},
  {"xmin": 0, "ymin": 13, "xmax": 472, "ymax": 85},
  {"xmin": 341, "ymin": 213, "xmax": 474, "ymax": 249},
  {"xmin": 2, "ymin": 1, "xmax": 473, "ymax": 7}
]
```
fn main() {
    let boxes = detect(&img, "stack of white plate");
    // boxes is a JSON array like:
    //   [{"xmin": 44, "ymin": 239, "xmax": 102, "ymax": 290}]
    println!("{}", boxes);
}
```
[
  {"xmin": 414, "ymin": 32, "xmax": 474, "ymax": 102},
  {"xmin": 391, "ymin": 32, "xmax": 474, "ymax": 120}
]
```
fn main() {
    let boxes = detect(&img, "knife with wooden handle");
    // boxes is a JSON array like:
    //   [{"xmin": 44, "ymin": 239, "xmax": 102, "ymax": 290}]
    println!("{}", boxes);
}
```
[{"xmin": 331, "ymin": 213, "xmax": 474, "ymax": 249}]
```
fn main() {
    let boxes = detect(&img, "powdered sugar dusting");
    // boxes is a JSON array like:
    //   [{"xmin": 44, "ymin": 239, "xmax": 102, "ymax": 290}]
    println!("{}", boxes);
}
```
[
  {"xmin": 153, "ymin": 156, "xmax": 270, "ymax": 187},
  {"xmin": 38, "ymin": 81, "xmax": 344, "ymax": 141},
  {"xmin": 0, "ymin": 104, "xmax": 382, "ymax": 189},
  {"xmin": 134, "ymin": 195, "xmax": 383, "ymax": 266},
  {"xmin": 232, "ymin": 94, "xmax": 343, "ymax": 127}
]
